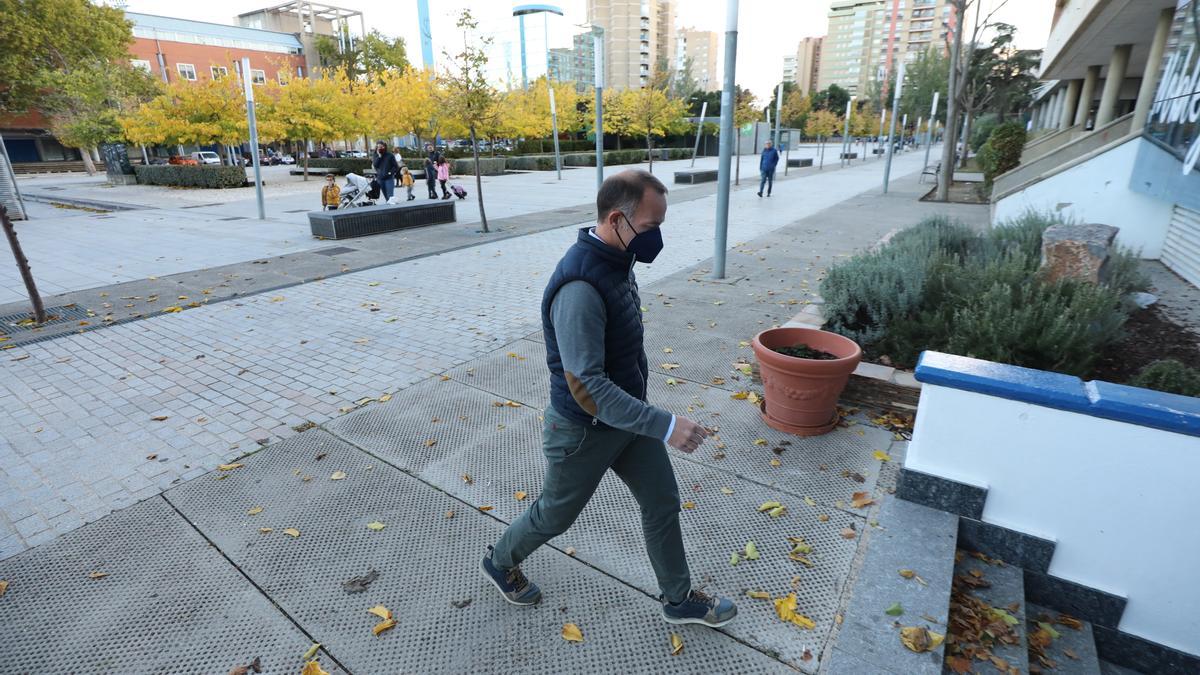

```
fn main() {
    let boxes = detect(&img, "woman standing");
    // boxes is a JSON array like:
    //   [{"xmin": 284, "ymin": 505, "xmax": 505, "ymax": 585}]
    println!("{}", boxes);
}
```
[{"xmin": 372, "ymin": 141, "xmax": 399, "ymax": 202}]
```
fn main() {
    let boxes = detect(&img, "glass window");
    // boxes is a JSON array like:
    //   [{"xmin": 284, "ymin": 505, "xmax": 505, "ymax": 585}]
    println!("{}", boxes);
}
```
[
  {"xmin": 177, "ymin": 63, "xmax": 197, "ymax": 81},
  {"xmin": 251, "ymin": 69, "xmax": 266, "ymax": 85},
  {"xmin": 130, "ymin": 59, "xmax": 152, "ymax": 72},
  {"xmin": 211, "ymin": 65, "xmax": 228, "ymax": 79}
]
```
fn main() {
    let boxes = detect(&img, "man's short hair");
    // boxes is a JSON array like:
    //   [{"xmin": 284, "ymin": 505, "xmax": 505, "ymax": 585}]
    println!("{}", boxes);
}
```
[{"xmin": 596, "ymin": 170, "xmax": 668, "ymax": 222}]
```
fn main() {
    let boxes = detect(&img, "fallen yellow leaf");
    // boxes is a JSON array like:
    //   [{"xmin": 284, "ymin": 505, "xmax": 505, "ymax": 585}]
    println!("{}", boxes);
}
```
[
  {"xmin": 445, "ymin": 510, "xmax": 455, "ymax": 519},
  {"xmin": 720, "ymin": 487, "xmax": 734, "ymax": 495},
  {"xmin": 753, "ymin": 438, "xmax": 768, "ymax": 446},
  {"xmin": 899, "ymin": 569, "xmax": 916, "ymax": 579},
  {"xmin": 850, "ymin": 492, "xmax": 876, "ymax": 509},
  {"xmin": 899, "ymin": 626, "xmax": 945, "ymax": 653},
  {"xmin": 840, "ymin": 527, "xmax": 857, "ymax": 539},
  {"xmin": 660, "ymin": 363, "xmax": 680, "ymax": 370},
  {"xmin": 681, "ymin": 501, "xmax": 696, "ymax": 509},
  {"xmin": 770, "ymin": 458, "xmax": 782, "ymax": 467},
  {"xmin": 731, "ymin": 391, "xmax": 749, "ymax": 400},
  {"xmin": 758, "ymin": 501, "xmax": 782, "ymax": 512},
  {"xmin": 663, "ymin": 347, "xmax": 674, "ymax": 354},
  {"xmin": 746, "ymin": 590, "xmax": 770, "ymax": 600},
  {"xmin": 748, "ymin": 392, "xmax": 761, "ymax": 404},
  {"xmin": 669, "ymin": 632, "xmax": 684, "ymax": 655},
  {"xmin": 514, "ymin": 491, "xmax": 528, "ymax": 501},
  {"xmin": 247, "ymin": 506, "xmax": 264, "ymax": 516},
  {"xmin": 368, "ymin": 605, "xmax": 392, "ymax": 620},
  {"xmin": 379, "ymin": 394, "xmax": 392, "ymax": 402},
  {"xmin": 478, "ymin": 506, "xmax": 494, "ymax": 512},
  {"xmin": 217, "ymin": 463, "xmax": 243, "ymax": 471},
  {"xmin": 270, "ymin": 296, "xmax": 285, "ymax": 302},
  {"xmin": 561, "ymin": 622, "xmax": 584, "ymax": 643},
  {"xmin": 366, "ymin": 521, "xmax": 386, "ymax": 531},
  {"xmin": 769, "ymin": 505, "xmax": 787, "ymax": 517},
  {"xmin": 372, "ymin": 618, "xmax": 396, "ymax": 636},
  {"xmin": 774, "ymin": 593, "xmax": 816, "ymax": 629},
  {"xmin": 300, "ymin": 659, "xmax": 329, "ymax": 675},
  {"xmin": 161, "ymin": 306, "xmax": 182, "ymax": 313},
  {"xmin": 424, "ymin": 439, "xmax": 437, "ymax": 447},
  {"xmin": 283, "ymin": 528, "xmax": 301, "ymax": 538},
  {"xmin": 818, "ymin": 514, "xmax": 830, "ymax": 522},
  {"xmin": 744, "ymin": 541, "xmax": 760, "ymax": 560},
  {"xmin": 88, "ymin": 571, "xmax": 108, "ymax": 579},
  {"xmin": 873, "ymin": 450, "xmax": 891, "ymax": 462},
  {"xmin": 259, "ymin": 527, "xmax": 273, "ymax": 534},
  {"xmin": 330, "ymin": 470, "xmax": 347, "ymax": 481},
  {"xmin": 302, "ymin": 643, "xmax": 321, "ymax": 660},
  {"xmin": 804, "ymin": 496, "xmax": 817, "ymax": 507},
  {"xmin": 0, "ymin": 579, "xmax": 7, "ymax": 598}
]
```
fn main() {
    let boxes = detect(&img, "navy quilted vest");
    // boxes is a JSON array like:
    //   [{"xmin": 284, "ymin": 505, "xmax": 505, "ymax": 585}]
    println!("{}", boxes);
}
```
[{"xmin": 542, "ymin": 228, "xmax": 648, "ymax": 426}]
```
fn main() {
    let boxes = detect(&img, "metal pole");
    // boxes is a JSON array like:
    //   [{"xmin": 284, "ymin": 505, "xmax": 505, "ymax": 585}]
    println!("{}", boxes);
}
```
[
  {"xmin": 544, "ymin": 13, "xmax": 551, "ymax": 81},
  {"xmin": 1, "ymin": 204, "xmax": 46, "ymax": 322},
  {"xmin": 712, "ymin": 0, "xmax": 738, "ymax": 280},
  {"xmin": 923, "ymin": 91, "xmax": 939, "ymax": 170},
  {"xmin": 593, "ymin": 27, "xmax": 605, "ymax": 192},
  {"xmin": 773, "ymin": 82, "xmax": 783, "ymax": 148},
  {"xmin": 784, "ymin": 131, "xmax": 790, "ymax": 175},
  {"xmin": 915, "ymin": 116, "xmax": 922, "ymax": 151},
  {"xmin": 549, "ymin": 85, "xmax": 562, "ymax": 180},
  {"xmin": 841, "ymin": 97, "xmax": 853, "ymax": 166},
  {"xmin": 417, "ymin": 0, "xmax": 434, "ymax": 69},
  {"xmin": 901, "ymin": 113, "xmax": 908, "ymax": 151},
  {"xmin": 882, "ymin": 61, "xmax": 905, "ymax": 194},
  {"xmin": 691, "ymin": 101, "xmax": 707, "ymax": 167},
  {"xmin": 877, "ymin": 108, "xmax": 886, "ymax": 157},
  {"xmin": 519, "ymin": 15, "xmax": 528, "ymax": 90},
  {"xmin": 242, "ymin": 57, "xmax": 266, "ymax": 220}
]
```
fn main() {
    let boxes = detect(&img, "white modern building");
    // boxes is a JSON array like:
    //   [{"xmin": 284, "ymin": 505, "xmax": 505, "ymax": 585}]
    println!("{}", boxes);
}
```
[{"xmin": 993, "ymin": 0, "xmax": 1200, "ymax": 287}]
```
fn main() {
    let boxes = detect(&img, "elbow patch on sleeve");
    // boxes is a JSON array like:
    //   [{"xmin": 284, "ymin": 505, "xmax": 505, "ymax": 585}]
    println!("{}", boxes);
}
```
[{"xmin": 564, "ymin": 371, "xmax": 598, "ymax": 416}]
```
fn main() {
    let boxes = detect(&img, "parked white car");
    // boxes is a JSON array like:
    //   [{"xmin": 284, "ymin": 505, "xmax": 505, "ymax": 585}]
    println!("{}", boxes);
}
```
[{"xmin": 190, "ymin": 151, "xmax": 221, "ymax": 165}]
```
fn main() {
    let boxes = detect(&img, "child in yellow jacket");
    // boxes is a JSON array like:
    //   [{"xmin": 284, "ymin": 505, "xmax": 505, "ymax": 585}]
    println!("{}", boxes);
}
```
[
  {"xmin": 321, "ymin": 173, "xmax": 340, "ymax": 210},
  {"xmin": 400, "ymin": 166, "xmax": 415, "ymax": 201}
]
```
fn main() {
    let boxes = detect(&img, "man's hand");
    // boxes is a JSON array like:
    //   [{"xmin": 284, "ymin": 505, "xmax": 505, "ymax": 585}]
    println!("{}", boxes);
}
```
[{"xmin": 667, "ymin": 417, "xmax": 709, "ymax": 453}]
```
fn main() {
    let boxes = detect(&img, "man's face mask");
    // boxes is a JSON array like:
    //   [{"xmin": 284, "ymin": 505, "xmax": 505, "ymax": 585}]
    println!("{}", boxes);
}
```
[{"xmin": 618, "ymin": 213, "xmax": 664, "ymax": 264}]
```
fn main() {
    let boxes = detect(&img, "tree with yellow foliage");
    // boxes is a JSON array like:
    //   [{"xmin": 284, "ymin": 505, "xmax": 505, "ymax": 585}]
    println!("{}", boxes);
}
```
[
  {"xmin": 121, "ymin": 78, "xmax": 249, "ymax": 156},
  {"xmin": 606, "ymin": 87, "xmax": 688, "ymax": 172},
  {"xmin": 368, "ymin": 67, "xmax": 438, "ymax": 148},
  {"xmin": 262, "ymin": 70, "xmax": 357, "ymax": 179},
  {"xmin": 806, "ymin": 108, "xmax": 841, "ymax": 169}
]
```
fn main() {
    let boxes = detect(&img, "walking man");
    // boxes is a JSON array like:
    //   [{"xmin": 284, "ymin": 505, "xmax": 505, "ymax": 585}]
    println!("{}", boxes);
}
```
[
  {"xmin": 480, "ymin": 170, "xmax": 738, "ymax": 628},
  {"xmin": 758, "ymin": 139, "xmax": 780, "ymax": 197},
  {"xmin": 372, "ymin": 141, "xmax": 398, "ymax": 202},
  {"xmin": 423, "ymin": 143, "xmax": 442, "ymax": 199}
]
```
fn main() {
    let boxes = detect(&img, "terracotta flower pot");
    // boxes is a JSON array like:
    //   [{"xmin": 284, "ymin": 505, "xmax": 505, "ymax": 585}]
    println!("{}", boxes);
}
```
[{"xmin": 751, "ymin": 327, "xmax": 863, "ymax": 437}]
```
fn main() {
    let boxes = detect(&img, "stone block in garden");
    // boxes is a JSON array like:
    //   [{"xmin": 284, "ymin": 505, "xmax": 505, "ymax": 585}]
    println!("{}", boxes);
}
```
[{"xmin": 1040, "ymin": 223, "xmax": 1119, "ymax": 284}]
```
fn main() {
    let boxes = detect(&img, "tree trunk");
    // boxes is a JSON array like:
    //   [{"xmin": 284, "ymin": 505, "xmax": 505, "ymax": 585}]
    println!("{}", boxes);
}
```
[
  {"xmin": 1, "ymin": 205, "xmax": 47, "ymax": 324},
  {"xmin": 646, "ymin": 134, "xmax": 653, "ymax": 172},
  {"xmin": 470, "ymin": 125, "xmax": 488, "ymax": 233},
  {"xmin": 303, "ymin": 139, "xmax": 311, "ymax": 180},
  {"xmin": 80, "ymin": 149, "xmax": 97, "ymax": 175},
  {"xmin": 937, "ymin": 0, "xmax": 964, "ymax": 201},
  {"xmin": 959, "ymin": 111, "xmax": 973, "ymax": 169}
]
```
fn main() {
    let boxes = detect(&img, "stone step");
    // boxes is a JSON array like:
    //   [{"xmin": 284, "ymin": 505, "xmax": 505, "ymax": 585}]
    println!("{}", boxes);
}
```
[
  {"xmin": 1098, "ymin": 661, "xmax": 1145, "ymax": 675},
  {"xmin": 1026, "ymin": 602, "xmax": 1101, "ymax": 674},
  {"xmin": 825, "ymin": 495, "xmax": 958, "ymax": 675},
  {"xmin": 944, "ymin": 550, "xmax": 1030, "ymax": 675}
]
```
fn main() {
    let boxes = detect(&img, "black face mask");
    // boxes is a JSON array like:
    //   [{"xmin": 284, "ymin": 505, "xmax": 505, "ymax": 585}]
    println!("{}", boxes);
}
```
[{"xmin": 616, "ymin": 213, "xmax": 664, "ymax": 264}]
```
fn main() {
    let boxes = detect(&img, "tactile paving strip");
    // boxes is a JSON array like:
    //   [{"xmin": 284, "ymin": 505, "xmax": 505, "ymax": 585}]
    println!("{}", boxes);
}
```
[
  {"xmin": 0, "ymin": 497, "xmax": 336, "ymax": 674},
  {"xmin": 412, "ymin": 410, "xmax": 863, "ymax": 672},
  {"xmin": 164, "ymin": 430, "xmax": 792, "ymax": 674},
  {"xmin": 444, "ymin": 338, "xmax": 550, "ymax": 409}
]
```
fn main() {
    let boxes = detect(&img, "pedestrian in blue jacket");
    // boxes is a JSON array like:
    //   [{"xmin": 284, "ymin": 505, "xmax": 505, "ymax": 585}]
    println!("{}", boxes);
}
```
[{"xmin": 758, "ymin": 140, "xmax": 780, "ymax": 197}]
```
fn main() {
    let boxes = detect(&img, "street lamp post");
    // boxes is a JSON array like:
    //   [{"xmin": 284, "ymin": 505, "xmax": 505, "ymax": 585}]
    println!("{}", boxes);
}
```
[
  {"xmin": 513, "ymin": 4, "xmax": 564, "ymax": 90},
  {"xmin": 241, "ymin": 57, "xmax": 265, "ymax": 220},
  {"xmin": 593, "ymin": 25, "xmax": 605, "ymax": 192},
  {"xmin": 882, "ymin": 61, "xmax": 906, "ymax": 193},
  {"xmin": 713, "ymin": 0, "xmax": 739, "ymax": 280}
]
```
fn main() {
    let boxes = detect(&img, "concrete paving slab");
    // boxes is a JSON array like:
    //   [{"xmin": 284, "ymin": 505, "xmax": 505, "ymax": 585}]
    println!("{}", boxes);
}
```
[
  {"xmin": 1027, "ymin": 602, "xmax": 1102, "ymax": 674},
  {"xmin": 833, "ymin": 495, "xmax": 958, "ymax": 675},
  {"xmin": 0, "ymin": 497, "xmax": 339, "ymax": 674},
  {"xmin": 163, "ymin": 429, "xmax": 792, "ymax": 674}
]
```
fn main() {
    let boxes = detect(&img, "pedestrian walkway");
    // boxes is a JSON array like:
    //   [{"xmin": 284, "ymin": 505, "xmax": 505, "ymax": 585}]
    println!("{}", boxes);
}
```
[{"xmin": 0, "ymin": 156, "xmax": 987, "ymax": 672}]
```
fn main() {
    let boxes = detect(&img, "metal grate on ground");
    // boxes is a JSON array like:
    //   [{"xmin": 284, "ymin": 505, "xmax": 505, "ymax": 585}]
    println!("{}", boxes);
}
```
[
  {"xmin": 0, "ymin": 497, "xmax": 341, "ymax": 674},
  {"xmin": 163, "ymin": 429, "xmax": 792, "ymax": 674},
  {"xmin": 0, "ymin": 304, "xmax": 95, "ymax": 333},
  {"xmin": 443, "ymin": 337, "xmax": 550, "ymax": 408},
  {"xmin": 312, "ymin": 246, "xmax": 359, "ymax": 256},
  {"xmin": 411, "ymin": 408, "xmax": 863, "ymax": 673}
]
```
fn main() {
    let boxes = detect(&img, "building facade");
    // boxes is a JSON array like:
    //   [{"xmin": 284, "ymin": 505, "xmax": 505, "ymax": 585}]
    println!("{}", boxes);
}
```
[
  {"xmin": 678, "ymin": 28, "xmax": 719, "ymax": 91},
  {"xmin": 786, "ymin": 36, "xmax": 823, "ymax": 94},
  {"xmin": 818, "ymin": 0, "xmax": 952, "ymax": 98},
  {"xmin": 993, "ymin": 0, "xmax": 1200, "ymax": 294},
  {"xmin": 586, "ymin": 0, "xmax": 675, "ymax": 89},
  {"xmin": 238, "ymin": 2, "xmax": 363, "ymax": 78}
]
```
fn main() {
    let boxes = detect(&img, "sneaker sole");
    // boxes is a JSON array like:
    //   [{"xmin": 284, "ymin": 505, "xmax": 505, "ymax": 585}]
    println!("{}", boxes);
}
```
[
  {"xmin": 479, "ymin": 559, "xmax": 542, "ymax": 606},
  {"xmin": 661, "ymin": 612, "xmax": 737, "ymax": 628}
]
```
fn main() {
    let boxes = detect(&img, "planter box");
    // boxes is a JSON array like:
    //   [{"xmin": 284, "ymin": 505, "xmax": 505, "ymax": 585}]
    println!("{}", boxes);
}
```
[
  {"xmin": 872, "ymin": 148, "xmax": 886, "ymax": 155},
  {"xmin": 674, "ymin": 169, "xmax": 718, "ymax": 184},
  {"xmin": 308, "ymin": 201, "xmax": 455, "ymax": 239},
  {"xmin": 787, "ymin": 158, "xmax": 814, "ymax": 168}
]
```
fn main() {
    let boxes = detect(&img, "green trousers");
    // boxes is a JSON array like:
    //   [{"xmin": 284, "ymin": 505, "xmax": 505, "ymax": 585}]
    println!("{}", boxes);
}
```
[{"xmin": 492, "ymin": 406, "xmax": 692, "ymax": 604}]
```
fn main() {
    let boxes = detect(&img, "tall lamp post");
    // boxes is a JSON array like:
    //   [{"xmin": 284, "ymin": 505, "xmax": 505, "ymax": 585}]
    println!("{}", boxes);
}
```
[
  {"xmin": 712, "ymin": 0, "xmax": 739, "ymax": 280},
  {"xmin": 513, "ymin": 4, "xmax": 564, "ymax": 90}
]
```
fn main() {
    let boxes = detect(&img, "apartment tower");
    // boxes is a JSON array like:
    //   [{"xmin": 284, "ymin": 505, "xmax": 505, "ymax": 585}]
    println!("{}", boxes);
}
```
[{"xmin": 586, "ymin": 0, "xmax": 676, "ymax": 89}]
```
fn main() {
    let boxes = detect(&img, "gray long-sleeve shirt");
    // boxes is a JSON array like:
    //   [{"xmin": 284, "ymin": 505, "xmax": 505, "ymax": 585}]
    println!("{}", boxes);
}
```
[{"xmin": 551, "ymin": 279, "xmax": 674, "ymax": 441}]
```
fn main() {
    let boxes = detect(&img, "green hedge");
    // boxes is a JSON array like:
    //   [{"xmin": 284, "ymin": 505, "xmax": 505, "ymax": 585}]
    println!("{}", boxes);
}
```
[
  {"xmin": 1131, "ymin": 359, "xmax": 1200, "ymax": 397},
  {"xmin": 450, "ymin": 157, "xmax": 506, "ymax": 176},
  {"xmin": 303, "ymin": 158, "xmax": 372, "ymax": 175},
  {"xmin": 978, "ymin": 122, "xmax": 1027, "ymax": 186},
  {"xmin": 507, "ymin": 155, "xmax": 560, "ymax": 171},
  {"xmin": 515, "ymin": 139, "xmax": 594, "ymax": 154},
  {"xmin": 820, "ymin": 212, "xmax": 1147, "ymax": 377},
  {"xmin": 133, "ymin": 165, "xmax": 247, "ymax": 188}
]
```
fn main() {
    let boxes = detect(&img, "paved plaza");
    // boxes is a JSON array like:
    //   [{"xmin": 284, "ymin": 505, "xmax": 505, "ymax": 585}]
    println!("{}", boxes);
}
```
[{"xmin": 0, "ymin": 150, "xmax": 993, "ymax": 673}]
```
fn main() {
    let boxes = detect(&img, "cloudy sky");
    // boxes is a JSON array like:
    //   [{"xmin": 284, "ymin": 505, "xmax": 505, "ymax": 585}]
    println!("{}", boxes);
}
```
[{"xmin": 121, "ymin": 0, "xmax": 1055, "ymax": 104}]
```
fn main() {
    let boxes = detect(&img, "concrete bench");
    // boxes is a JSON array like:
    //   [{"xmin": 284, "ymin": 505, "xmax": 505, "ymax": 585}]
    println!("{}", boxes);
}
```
[
  {"xmin": 674, "ymin": 169, "xmax": 718, "ymax": 184},
  {"xmin": 290, "ymin": 167, "xmax": 335, "ymax": 176},
  {"xmin": 308, "ymin": 201, "xmax": 455, "ymax": 240},
  {"xmin": 787, "ymin": 158, "xmax": 813, "ymax": 168},
  {"xmin": 839, "ymin": 152, "xmax": 858, "ymax": 160},
  {"xmin": 872, "ymin": 148, "xmax": 886, "ymax": 155}
]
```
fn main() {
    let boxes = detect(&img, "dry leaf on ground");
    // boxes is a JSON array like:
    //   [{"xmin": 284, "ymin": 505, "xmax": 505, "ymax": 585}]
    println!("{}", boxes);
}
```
[
  {"xmin": 720, "ymin": 487, "xmax": 733, "ymax": 495},
  {"xmin": 873, "ymin": 450, "xmax": 891, "ymax": 462},
  {"xmin": 514, "ymin": 491, "xmax": 528, "ymax": 501},
  {"xmin": 773, "ymin": 593, "xmax": 816, "ymax": 629},
  {"xmin": 840, "ymin": 528, "xmax": 857, "ymax": 539},
  {"xmin": 899, "ymin": 569, "xmax": 916, "ymax": 579},
  {"xmin": 899, "ymin": 626, "xmax": 945, "ymax": 653},
  {"xmin": 372, "ymin": 618, "xmax": 396, "ymax": 636},
  {"xmin": 758, "ymin": 501, "xmax": 782, "ymax": 512},
  {"xmin": 744, "ymin": 542, "xmax": 760, "ymax": 560},
  {"xmin": 366, "ymin": 522, "xmax": 385, "ymax": 531},
  {"xmin": 218, "ymin": 463, "xmax": 244, "ymax": 471},
  {"xmin": 0, "ymin": 579, "xmax": 7, "ymax": 598},
  {"xmin": 850, "ymin": 492, "xmax": 876, "ymax": 509},
  {"xmin": 283, "ymin": 528, "xmax": 301, "ymax": 538},
  {"xmin": 330, "ymin": 471, "xmax": 347, "ymax": 481},
  {"xmin": 681, "ymin": 501, "xmax": 695, "ymax": 509},
  {"xmin": 669, "ymin": 633, "xmax": 684, "ymax": 655},
  {"xmin": 368, "ymin": 605, "xmax": 392, "ymax": 620},
  {"xmin": 259, "ymin": 527, "xmax": 273, "ymax": 534},
  {"xmin": 88, "ymin": 571, "xmax": 108, "ymax": 579},
  {"xmin": 561, "ymin": 623, "xmax": 584, "ymax": 643},
  {"xmin": 300, "ymin": 660, "xmax": 329, "ymax": 675},
  {"xmin": 478, "ymin": 506, "xmax": 494, "ymax": 512}
]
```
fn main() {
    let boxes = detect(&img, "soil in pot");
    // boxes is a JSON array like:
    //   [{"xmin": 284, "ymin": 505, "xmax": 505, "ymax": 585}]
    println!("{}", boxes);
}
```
[{"xmin": 772, "ymin": 343, "xmax": 839, "ymax": 360}]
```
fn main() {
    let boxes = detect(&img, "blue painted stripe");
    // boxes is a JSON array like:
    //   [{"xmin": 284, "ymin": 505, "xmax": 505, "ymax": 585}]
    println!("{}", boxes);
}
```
[{"xmin": 915, "ymin": 351, "xmax": 1200, "ymax": 438}]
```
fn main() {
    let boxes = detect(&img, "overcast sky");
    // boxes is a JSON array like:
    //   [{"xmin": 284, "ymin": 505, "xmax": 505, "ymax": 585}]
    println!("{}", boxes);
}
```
[{"xmin": 121, "ymin": 0, "xmax": 1055, "ymax": 105}]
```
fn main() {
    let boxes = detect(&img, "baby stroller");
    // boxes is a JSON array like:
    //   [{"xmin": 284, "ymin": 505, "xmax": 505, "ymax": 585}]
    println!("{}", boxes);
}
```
[
  {"xmin": 339, "ymin": 173, "xmax": 380, "ymax": 209},
  {"xmin": 450, "ymin": 183, "xmax": 468, "ymax": 200}
]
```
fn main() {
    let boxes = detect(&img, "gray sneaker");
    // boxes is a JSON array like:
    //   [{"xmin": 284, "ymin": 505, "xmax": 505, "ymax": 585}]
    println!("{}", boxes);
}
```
[
  {"xmin": 662, "ymin": 589, "xmax": 738, "ymax": 627},
  {"xmin": 480, "ymin": 545, "xmax": 542, "ymax": 606}
]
